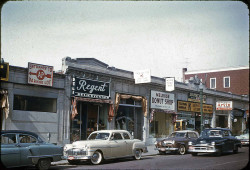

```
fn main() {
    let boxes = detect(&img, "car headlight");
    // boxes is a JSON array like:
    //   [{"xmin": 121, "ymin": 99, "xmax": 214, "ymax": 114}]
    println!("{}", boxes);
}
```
[
  {"xmin": 154, "ymin": 141, "xmax": 158, "ymax": 145},
  {"xmin": 211, "ymin": 141, "xmax": 215, "ymax": 146},
  {"xmin": 188, "ymin": 141, "xmax": 192, "ymax": 145}
]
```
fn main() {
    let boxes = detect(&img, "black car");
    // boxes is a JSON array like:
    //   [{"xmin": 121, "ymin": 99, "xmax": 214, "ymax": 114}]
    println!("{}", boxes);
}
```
[{"xmin": 188, "ymin": 128, "xmax": 241, "ymax": 156}]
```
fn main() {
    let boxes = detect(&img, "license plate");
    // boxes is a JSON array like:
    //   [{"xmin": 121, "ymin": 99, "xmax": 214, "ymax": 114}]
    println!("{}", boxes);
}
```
[{"xmin": 68, "ymin": 156, "xmax": 74, "ymax": 160}]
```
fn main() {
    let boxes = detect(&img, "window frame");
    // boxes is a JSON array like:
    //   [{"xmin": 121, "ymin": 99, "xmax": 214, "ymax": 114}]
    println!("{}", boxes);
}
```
[
  {"xmin": 223, "ymin": 76, "xmax": 230, "ymax": 88},
  {"xmin": 210, "ymin": 78, "xmax": 216, "ymax": 89}
]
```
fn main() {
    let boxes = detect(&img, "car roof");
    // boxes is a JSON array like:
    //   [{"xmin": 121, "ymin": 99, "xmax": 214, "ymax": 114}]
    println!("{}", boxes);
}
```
[
  {"xmin": 91, "ymin": 130, "xmax": 130, "ymax": 134},
  {"xmin": 0, "ymin": 130, "xmax": 39, "ymax": 137},
  {"xmin": 174, "ymin": 130, "xmax": 197, "ymax": 133},
  {"xmin": 204, "ymin": 128, "xmax": 231, "ymax": 131}
]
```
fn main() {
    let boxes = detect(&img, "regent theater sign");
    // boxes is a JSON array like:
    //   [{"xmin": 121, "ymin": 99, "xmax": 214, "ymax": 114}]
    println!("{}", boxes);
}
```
[
  {"xmin": 72, "ymin": 77, "xmax": 110, "ymax": 99},
  {"xmin": 177, "ymin": 100, "xmax": 213, "ymax": 114}
]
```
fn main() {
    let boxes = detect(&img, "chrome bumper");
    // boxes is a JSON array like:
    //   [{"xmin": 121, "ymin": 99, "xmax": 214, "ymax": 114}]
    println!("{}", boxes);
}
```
[
  {"xmin": 188, "ymin": 146, "xmax": 217, "ymax": 153},
  {"xmin": 155, "ymin": 147, "xmax": 178, "ymax": 152}
]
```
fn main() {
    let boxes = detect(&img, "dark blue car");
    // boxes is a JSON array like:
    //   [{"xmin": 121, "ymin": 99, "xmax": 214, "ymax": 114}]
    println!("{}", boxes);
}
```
[{"xmin": 188, "ymin": 128, "xmax": 241, "ymax": 156}]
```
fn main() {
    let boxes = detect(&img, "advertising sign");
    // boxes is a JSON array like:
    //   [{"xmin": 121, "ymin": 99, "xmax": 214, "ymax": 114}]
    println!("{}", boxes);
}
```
[
  {"xmin": 28, "ymin": 63, "xmax": 53, "ymax": 87},
  {"xmin": 72, "ymin": 77, "xmax": 110, "ymax": 99},
  {"xmin": 177, "ymin": 101, "xmax": 213, "ymax": 114},
  {"xmin": 188, "ymin": 92, "xmax": 206, "ymax": 103},
  {"xmin": 216, "ymin": 101, "xmax": 233, "ymax": 110},
  {"xmin": 165, "ymin": 77, "xmax": 175, "ymax": 91},
  {"xmin": 134, "ymin": 69, "xmax": 151, "ymax": 84},
  {"xmin": 151, "ymin": 90, "xmax": 175, "ymax": 111}
]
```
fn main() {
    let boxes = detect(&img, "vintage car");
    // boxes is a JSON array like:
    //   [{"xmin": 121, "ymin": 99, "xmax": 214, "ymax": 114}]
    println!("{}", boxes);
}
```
[
  {"xmin": 0, "ymin": 130, "xmax": 63, "ymax": 170},
  {"xmin": 63, "ymin": 130, "xmax": 148, "ymax": 165},
  {"xmin": 236, "ymin": 128, "xmax": 249, "ymax": 146},
  {"xmin": 154, "ymin": 130, "xmax": 199, "ymax": 155},
  {"xmin": 188, "ymin": 128, "xmax": 241, "ymax": 156}
]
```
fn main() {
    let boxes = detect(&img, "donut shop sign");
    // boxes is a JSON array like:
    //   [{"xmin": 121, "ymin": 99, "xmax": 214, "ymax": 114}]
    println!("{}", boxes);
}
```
[{"xmin": 28, "ymin": 63, "xmax": 53, "ymax": 87}]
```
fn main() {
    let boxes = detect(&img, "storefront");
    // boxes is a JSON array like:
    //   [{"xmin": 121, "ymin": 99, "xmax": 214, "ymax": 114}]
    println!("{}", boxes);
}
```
[
  {"xmin": 177, "ymin": 100, "xmax": 213, "ymax": 133},
  {"xmin": 70, "ymin": 77, "xmax": 113, "ymax": 141},
  {"xmin": 114, "ymin": 93, "xmax": 147, "ymax": 140},
  {"xmin": 149, "ymin": 90, "xmax": 175, "ymax": 139}
]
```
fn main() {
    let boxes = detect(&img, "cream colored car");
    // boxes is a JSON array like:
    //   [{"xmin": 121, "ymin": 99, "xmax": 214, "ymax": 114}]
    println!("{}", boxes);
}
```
[{"xmin": 63, "ymin": 130, "xmax": 148, "ymax": 165}]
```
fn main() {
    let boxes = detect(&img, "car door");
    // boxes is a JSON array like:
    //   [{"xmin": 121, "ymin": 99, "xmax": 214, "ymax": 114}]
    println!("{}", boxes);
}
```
[
  {"xmin": 223, "ymin": 130, "xmax": 232, "ymax": 151},
  {"xmin": 109, "ymin": 133, "xmax": 127, "ymax": 157},
  {"xmin": 122, "ymin": 132, "xmax": 134, "ymax": 156},
  {"xmin": 0, "ymin": 133, "xmax": 21, "ymax": 168},
  {"xmin": 18, "ymin": 133, "xmax": 39, "ymax": 166}
]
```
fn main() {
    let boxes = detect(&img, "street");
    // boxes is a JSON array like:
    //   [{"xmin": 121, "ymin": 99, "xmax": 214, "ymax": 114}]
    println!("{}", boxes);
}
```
[{"xmin": 49, "ymin": 147, "xmax": 248, "ymax": 170}]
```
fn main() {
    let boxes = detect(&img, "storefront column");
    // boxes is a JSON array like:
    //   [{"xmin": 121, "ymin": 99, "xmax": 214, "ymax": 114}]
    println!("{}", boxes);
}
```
[
  {"xmin": 211, "ymin": 111, "xmax": 216, "ymax": 128},
  {"xmin": 228, "ymin": 111, "xmax": 232, "ymax": 130}
]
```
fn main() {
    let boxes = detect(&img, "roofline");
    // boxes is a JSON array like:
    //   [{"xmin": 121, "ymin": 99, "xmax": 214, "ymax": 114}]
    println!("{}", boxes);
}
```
[{"xmin": 185, "ymin": 66, "xmax": 249, "ymax": 75}]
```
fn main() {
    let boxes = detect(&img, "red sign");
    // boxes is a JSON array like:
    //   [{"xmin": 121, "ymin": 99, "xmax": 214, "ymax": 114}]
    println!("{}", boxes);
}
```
[{"xmin": 28, "ymin": 63, "xmax": 53, "ymax": 87}]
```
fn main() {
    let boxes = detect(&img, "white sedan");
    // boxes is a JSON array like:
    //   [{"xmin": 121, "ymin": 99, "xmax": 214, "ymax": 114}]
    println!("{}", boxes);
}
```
[{"xmin": 63, "ymin": 130, "xmax": 148, "ymax": 165}]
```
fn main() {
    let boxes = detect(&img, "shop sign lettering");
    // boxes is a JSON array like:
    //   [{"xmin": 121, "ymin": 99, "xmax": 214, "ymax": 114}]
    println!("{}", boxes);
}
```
[
  {"xmin": 177, "ymin": 101, "xmax": 213, "ymax": 114},
  {"xmin": 151, "ymin": 90, "xmax": 175, "ymax": 110},
  {"xmin": 72, "ymin": 77, "xmax": 110, "ymax": 99},
  {"xmin": 28, "ymin": 63, "xmax": 53, "ymax": 87},
  {"xmin": 216, "ymin": 101, "xmax": 233, "ymax": 110},
  {"xmin": 188, "ymin": 92, "xmax": 206, "ymax": 103}
]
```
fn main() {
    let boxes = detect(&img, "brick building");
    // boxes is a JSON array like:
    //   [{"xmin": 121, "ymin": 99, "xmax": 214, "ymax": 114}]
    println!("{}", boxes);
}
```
[{"xmin": 183, "ymin": 66, "xmax": 249, "ymax": 96}]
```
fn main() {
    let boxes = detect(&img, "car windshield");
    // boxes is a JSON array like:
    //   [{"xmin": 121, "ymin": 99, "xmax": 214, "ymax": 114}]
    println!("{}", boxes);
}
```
[
  {"xmin": 169, "ymin": 132, "xmax": 186, "ymax": 138},
  {"xmin": 201, "ymin": 130, "xmax": 222, "ymax": 138},
  {"xmin": 88, "ymin": 133, "xmax": 110, "ymax": 140}
]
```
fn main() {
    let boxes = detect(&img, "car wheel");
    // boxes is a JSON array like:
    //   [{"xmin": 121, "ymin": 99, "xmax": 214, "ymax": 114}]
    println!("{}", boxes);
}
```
[
  {"xmin": 91, "ymin": 151, "xmax": 103, "ymax": 165},
  {"xmin": 36, "ymin": 158, "xmax": 51, "ymax": 170},
  {"xmin": 68, "ymin": 160, "xmax": 81, "ymax": 165},
  {"xmin": 233, "ymin": 146, "xmax": 238, "ymax": 154},
  {"xmin": 134, "ymin": 149, "xmax": 142, "ymax": 160},
  {"xmin": 215, "ymin": 149, "xmax": 222, "ymax": 156},
  {"xmin": 178, "ymin": 145, "xmax": 186, "ymax": 155},
  {"xmin": 191, "ymin": 153, "xmax": 198, "ymax": 156},
  {"xmin": 159, "ymin": 151, "xmax": 166, "ymax": 155}
]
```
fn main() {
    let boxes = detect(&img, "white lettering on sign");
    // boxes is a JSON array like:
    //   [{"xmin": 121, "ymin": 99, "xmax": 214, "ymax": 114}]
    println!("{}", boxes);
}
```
[
  {"xmin": 77, "ymin": 80, "xmax": 106, "ymax": 93},
  {"xmin": 216, "ymin": 101, "xmax": 233, "ymax": 110},
  {"xmin": 151, "ymin": 90, "xmax": 175, "ymax": 110}
]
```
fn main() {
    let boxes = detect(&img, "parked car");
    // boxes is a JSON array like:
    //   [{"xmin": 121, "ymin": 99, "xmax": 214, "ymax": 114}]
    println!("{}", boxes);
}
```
[
  {"xmin": 154, "ymin": 130, "xmax": 199, "ymax": 155},
  {"xmin": 63, "ymin": 130, "xmax": 148, "ymax": 165},
  {"xmin": 236, "ymin": 128, "xmax": 249, "ymax": 146},
  {"xmin": 188, "ymin": 128, "xmax": 241, "ymax": 156},
  {"xmin": 0, "ymin": 130, "xmax": 63, "ymax": 170}
]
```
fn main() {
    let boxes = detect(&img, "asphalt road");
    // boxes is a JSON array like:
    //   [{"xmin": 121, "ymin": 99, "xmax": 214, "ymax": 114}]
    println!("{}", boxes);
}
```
[{"xmin": 9, "ymin": 147, "xmax": 249, "ymax": 170}]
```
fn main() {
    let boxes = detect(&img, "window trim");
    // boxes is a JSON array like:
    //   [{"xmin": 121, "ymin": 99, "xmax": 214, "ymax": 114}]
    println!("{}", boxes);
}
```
[
  {"xmin": 223, "ymin": 76, "xmax": 230, "ymax": 88},
  {"xmin": 210, "ymin": 78, "xmax": 216, "ymax": 89}
]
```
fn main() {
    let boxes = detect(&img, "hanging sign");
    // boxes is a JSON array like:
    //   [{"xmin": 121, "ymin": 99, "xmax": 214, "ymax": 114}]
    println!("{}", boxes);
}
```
[
  {"xmin": 216, "ymin": 101, "xmax": 233, "ymax": 110},
  {"xmin": 134, "ymin": 69, "xmax": 151, "ymax": 84},
  {"xmin": 165, "ymin": 77, "xmax": 175, "ymax": 91},
  {"xmin": 72, "ymin": 77, "xmax": 110, "ymax": 99},
  {"xmin": 151, "ymin": 90, "xmax": 175, "ymax": 111},
  {"xmin": 177, "ymin": 101, "xmax": 213, "ymax": 114},
  {"xmin": 28, "ymin": 63, "xmax": 53, "ymax": 87},
  {"xmin": 188, "ymin": 92, "xmax": 206, "ymax": 103}
]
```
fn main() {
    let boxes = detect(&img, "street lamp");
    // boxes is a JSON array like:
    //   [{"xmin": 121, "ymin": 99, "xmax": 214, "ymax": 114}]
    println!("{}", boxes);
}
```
[{"xmin": 199, "ymin": 83, "xmax": 204, "ymax": 132}]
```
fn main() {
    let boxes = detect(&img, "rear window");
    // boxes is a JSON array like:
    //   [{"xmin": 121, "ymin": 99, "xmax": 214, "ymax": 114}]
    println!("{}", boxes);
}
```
[{"xmin": 1, "ymin": 134, "xmax": 17, "ymax": 144}]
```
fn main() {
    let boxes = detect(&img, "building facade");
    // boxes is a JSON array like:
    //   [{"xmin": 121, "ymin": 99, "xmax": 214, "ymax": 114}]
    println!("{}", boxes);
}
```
[
  {"xmin": 1, "ymin": 59, "xmax": 248, "ymax": 146},
  {"xmin": 183, "ymin": 66, "xmax": 249, "ymax": 96}
]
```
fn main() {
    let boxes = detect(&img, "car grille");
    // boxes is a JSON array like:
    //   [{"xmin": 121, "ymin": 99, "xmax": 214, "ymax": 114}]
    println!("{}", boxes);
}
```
[{"xmin": 66, "ymin": 149, "xmax": 86, "ymax": 156}]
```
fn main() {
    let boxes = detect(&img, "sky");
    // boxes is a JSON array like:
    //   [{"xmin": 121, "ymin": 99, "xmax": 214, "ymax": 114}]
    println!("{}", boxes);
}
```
[{"xmin": 1, "ymin": 0, "xmax": 249, "ymax": 81}]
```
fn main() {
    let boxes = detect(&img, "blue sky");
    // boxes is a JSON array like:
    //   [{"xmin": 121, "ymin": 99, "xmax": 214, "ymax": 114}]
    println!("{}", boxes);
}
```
[{"xmin": 1, "ymin": 1, "xmax": 249, "ymax": 81}]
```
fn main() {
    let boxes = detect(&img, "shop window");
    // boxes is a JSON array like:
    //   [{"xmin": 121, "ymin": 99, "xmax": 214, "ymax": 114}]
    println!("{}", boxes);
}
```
[{"xmin": 14, "ymin": 95, "xmax": 57, "ymax": 113}]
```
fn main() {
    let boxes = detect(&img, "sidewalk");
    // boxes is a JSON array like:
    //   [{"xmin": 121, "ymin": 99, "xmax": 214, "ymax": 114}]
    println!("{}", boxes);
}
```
[{"xmin": 51, "ymin": 145, "xmax": 158, "ymax": 165}]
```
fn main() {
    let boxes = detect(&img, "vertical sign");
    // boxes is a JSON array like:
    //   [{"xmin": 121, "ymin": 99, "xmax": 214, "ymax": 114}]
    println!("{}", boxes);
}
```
[
  {"xmin": 28, "ymin": 63, "xmax": 53, "ymax": 87},
  {"xmin": 165, "ymin": 77, "xmax": 175, "ymax": 91},
  {"xmin": 134, "ymin": 69, "xmax": 151, "ymax": 84}
]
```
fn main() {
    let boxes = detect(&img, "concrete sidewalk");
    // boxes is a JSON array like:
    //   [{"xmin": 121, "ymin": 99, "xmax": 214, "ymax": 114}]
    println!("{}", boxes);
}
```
[{"xmin": 52, "ymin": 145, "xmax": 158, "ymax": 165}]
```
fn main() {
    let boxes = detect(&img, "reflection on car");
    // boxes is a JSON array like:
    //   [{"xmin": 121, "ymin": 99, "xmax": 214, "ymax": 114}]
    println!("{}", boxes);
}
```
[
  {"xmin": 154, "ymin": 130, "xmax": 199, "ymax": 155},
  {"xmin": 0, "ymin": 130, "xmax": 63, "ymax": 170},
  {"xmin": 236, "ymin": 129, "xmax": 249, "ymax": 146},
  {"xmin": 188, "ymin": 128, "xmax": 241, "ymax": 156},
  {"xmin": 63, "ymin": 130, "xmax": 148, "ymax": 165}
]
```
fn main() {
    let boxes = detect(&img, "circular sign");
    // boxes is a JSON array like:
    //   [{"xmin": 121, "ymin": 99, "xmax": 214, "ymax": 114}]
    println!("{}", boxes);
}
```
[{"xmin": 36, "ymin": 70, "xmax": 45, "ymax": 80}]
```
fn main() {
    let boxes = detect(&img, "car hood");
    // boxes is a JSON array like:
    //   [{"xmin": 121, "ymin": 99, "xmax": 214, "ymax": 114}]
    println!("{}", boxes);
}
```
[
  {"xmin": 195, "ymin": 137, "xmax": 224, "ymax": 144},
  {"xmin": 236, "ymin": 134, "xmax": 249, "ymax": 140},
  {"xmin": 71, "ymin": 140, "xmax": 108, "ymax": 147}
]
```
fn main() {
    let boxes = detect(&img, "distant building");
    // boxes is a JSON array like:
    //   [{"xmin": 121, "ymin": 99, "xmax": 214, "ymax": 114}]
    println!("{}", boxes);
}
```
[{"xmin": 183, "ymin": 66, "xmax": 249, "ymax": 96}]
